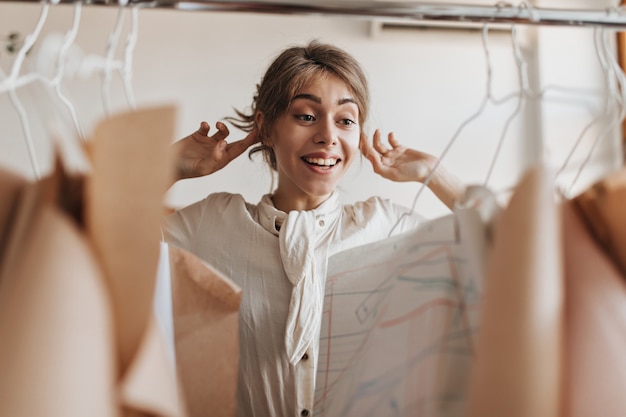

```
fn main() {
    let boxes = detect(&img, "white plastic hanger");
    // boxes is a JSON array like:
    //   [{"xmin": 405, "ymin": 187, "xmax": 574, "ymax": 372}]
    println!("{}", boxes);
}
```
[
  {"xmin": 389, "ymin": 23, "xmax": 505, "ymax": 236},
  {"xmin": 102, "ymin": 0, "xmax": 128, "ymax": 115},
  {"xmin": 554, "ymin": 28, "xmax": 610, "ymax": 186},
  {"xmin": 413, "ymin": 24, "xmax": 494, "ymax": 198},
  {"xmin": 565, "ymin": 25, "xmax": 626, "ymax": 197},
  {"xmin": 483, "ymin": 24, "xmax": 530, "ymax": 188},
  {"xmin": 555, "ymin": 16, "xmax": 626, "ymax": 197},
  {"xmin": 2, "ymin": 0, "xmax": 55, "ymax": 179},
  {"xmin": 49, "ymin": 1, "xmax": 86, "ymax": 141},
  {"xmin": 120, "ymin": 4, "xmax": 139, "ymax": 110}
]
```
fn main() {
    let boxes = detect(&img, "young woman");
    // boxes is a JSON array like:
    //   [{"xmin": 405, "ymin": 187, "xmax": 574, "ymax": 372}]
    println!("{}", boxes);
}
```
[{"xmin": 165, "ymin": 41, "xmax": 465, "ymax": 417}]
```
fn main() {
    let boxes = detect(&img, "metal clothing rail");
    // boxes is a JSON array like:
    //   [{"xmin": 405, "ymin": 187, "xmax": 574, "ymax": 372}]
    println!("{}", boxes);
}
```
[{"xmin": 9, "ymin": 1, "xmax": 626, "ymax": 29}]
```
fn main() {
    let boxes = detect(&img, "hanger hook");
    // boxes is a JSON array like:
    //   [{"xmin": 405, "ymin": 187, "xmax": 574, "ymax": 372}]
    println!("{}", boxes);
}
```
[
  {"xmin": 388, "ymin": 23, "xmax": 495, "ymax": 236},
  {"xmin": 6, "ymin": 0, "xmax": 52, "ymax": 180},
  {"xmin": 121, "ymin": 4, "xmax": 139, "ymax": 110},
  {"xmin": 555, "ymin": 28, "xmax": 607, "ymax": 184},
  {"xmin": 51, "ymin": 1, "xmax": 86, "ymax": 141},
  {"xmin": 8, "ymin": 1, "xmax": 50, "ymax": 81},
  {"xmin": 102, "ymin": 0, "xmax": 127, "ymax": 115},
  {"xmin": 518, "ymin": 0, "xmax": 540, "ymax": 23},
  {"xmin": 563, "ymin": 27, "xmax": 625, "ymax": 197},
  {"xmin": 484, "ymin": 24, "xmax": 529, "ymax": 188},
  {"xmin": 482, "ymin": 24, "xmax": 494, "ymax": 99}
]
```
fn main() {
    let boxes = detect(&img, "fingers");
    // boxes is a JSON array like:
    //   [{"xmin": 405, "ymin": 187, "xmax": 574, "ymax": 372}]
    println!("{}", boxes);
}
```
[
  {"xmin": 373, "ymin": 129, "xmax": 391, "ymax": 155},
  {"xmin": 205, "ymin": 127, "xmax": 259, "ymax": 170},
  {"xmin": 211, "ymin": 121, "xmax": 230, "ymax": 141},
  {"xmin": 241, "ymin": 129, "xmax": 259, "ymax": 146},
  {"xmin": 198, "ymin": 121, "xmax": 210, "ymax": 136},
  {"xmin": 360, "ymin": 129, "xmax": 382, "ymax": 157},
  {"xmin": 387, "ymin": 132, "xmax": 401, "ymax": 149},
  {"xmin": 195, "ymin": 121, "xmax": 230, "ymax": 142},
  {"xmin": 361, "ymin": 131, "xmax": 385, "ymax": 173},
  {"xmin": 359, "ymin": 131, "xmax": 372, "ymax": 157},
  {"xmin": 359, "ymin": 130, "xmax": 376, "ymax": 159},
  {"xmin": 226, "ymin": 129, "xmax": 259, "ymax": 159},
  {"xmin": 212, "ymin": 139, "xmax": 227, "ymax": 163}
]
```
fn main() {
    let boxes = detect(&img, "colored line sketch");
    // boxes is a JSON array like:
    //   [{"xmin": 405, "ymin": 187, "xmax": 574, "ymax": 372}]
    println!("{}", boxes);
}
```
[{"xmin": 314, "ymin": 208, "xmax": 487, "ymax": 417}]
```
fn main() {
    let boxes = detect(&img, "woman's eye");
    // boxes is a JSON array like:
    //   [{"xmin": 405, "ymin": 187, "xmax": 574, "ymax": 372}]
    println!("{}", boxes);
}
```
[
  {"xmin": 339, "ymin": 118, "xmax": 357, "ymax": 126},
  {"xmin": 296, "ymin": 114, "xmax": 315, "ymax": 122}
]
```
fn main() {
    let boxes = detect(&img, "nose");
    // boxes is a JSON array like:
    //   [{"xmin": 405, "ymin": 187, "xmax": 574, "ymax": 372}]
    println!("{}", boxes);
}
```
[{"xmin": 313, "ymin": 117, "xmax": 338, "ymax": 146}]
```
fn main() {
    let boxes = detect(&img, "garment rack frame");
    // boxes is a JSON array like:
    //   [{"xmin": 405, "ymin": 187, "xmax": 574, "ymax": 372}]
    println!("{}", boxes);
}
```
[{"xmin": 5, "ymin": 1, "xmax": 626, "ymax": 30}]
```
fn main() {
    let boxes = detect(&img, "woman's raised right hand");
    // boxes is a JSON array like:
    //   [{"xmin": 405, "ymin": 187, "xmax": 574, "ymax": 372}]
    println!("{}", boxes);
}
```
[{"xmin": 172, "ymin": 121, "xmax": 258, "ymax": 181}]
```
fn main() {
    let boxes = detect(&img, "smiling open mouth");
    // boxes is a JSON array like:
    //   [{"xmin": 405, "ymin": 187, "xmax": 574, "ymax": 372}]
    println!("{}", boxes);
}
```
[{"xmin": 302, "ymin": 157, "xmax": 339, "ymax": 167}]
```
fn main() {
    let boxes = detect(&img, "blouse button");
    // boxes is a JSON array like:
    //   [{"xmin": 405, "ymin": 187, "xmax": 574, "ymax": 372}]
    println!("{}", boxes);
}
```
[
  {"xmin": 301, "ymin": 409, "xmax": 310, "ymax": 416},
  {"xmin": 318, "ymin": 219, "xmax": 325, "ymax": 227},
  {"xmin": 302, "ymin": 353, "xmax": 309, "ymax": 361}
]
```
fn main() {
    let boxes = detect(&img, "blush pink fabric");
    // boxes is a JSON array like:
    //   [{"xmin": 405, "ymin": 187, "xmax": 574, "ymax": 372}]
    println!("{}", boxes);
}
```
[
  {"xmin": 562, "ymin": 200, "xmax": 626, "ymax": 417},
  {"xmin": 170, "ymin": 245, "xmax": 241, "ymax": 417},
  {"xmin": 467, "ymin": 165, "xmax": 563, "ymax": 417}
]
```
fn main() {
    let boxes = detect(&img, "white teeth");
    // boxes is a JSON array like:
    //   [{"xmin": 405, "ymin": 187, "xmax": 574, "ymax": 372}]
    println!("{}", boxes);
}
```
[{"xmin": 304, "ymin": 157, "xmax": 338, "ymax": 166}]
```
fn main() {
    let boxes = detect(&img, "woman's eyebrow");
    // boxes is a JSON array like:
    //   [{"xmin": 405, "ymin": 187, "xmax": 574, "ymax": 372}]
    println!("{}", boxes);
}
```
[
  {"xmin": 292, "ymin": 94, "xmax": 357, "ymax": 106},
  {"xmin": 338, "ymin": 97, "xmax": 357, "ymax": 106},
  {"xmin": 292, "ymin": 93, "xmax": 321, "ymax": 103}
]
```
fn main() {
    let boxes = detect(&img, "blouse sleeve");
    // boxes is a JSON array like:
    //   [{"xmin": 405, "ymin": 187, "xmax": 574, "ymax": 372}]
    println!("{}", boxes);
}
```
[
  {"xmin": 344, "ymin": 196, "xmax": 425, "ymax": 239},
  {"xmin": 162, "ymin": 192, "xmax": 249, "ymax": 255},
  {"xmin": 385, "ymin": 199, "xmax": 425, "ymax": 236},
  {"xmin": 162, "ymin": 196, "xmax": 210, "ymax": 253}
]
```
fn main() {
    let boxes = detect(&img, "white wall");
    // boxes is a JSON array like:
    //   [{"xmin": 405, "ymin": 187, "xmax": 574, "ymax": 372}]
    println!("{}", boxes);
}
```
[{"xmin": 0, "ymin": 1, "xmax": 622, "ymax": 219}]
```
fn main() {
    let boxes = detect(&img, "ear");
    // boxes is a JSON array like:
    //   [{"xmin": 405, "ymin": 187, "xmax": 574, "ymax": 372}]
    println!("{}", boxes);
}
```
[{"xmin": 255, "ymin": 112, "xmax": 272, "ymax": 147}]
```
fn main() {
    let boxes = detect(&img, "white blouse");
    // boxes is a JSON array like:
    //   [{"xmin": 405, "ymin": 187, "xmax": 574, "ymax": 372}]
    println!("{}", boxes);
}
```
[{"xmin": 164, "ymin": 192, "xmax": 422, "ymax": 417}]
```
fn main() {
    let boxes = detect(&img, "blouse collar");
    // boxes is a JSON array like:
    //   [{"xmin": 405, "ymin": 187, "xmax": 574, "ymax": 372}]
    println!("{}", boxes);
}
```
[{"xmin": 256, "ymin": 192, "xmax": 341, "ymax": 237}]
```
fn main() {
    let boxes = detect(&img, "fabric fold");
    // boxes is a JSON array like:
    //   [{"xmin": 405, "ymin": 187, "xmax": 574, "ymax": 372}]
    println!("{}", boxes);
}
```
[
  {"xmin": 279, "ymin": 193, "xmax": 340, "ymax": 365},
  {"xmin": 0, "ymin": 205, "xmax": 117, "ymax": 417},
  {"xmin": 119, "ymin": 316, "xmax": 185, "ymax": 417},
  {"xmin": 573, "ymin": 167, "xmax": 626, "ymax": 277},
  {"xmin": 0, "ymin": 106, "xmax": 185, "ymax": 417},
  {"xmin": 562, "ymin": 200, "xmax": 626, "ymax": 417},
  {"xmin": 280, "ymin": 209, "xmax": 323, "ymax": 365},
  {"xmin": 467, "ymin": 164, "xmax": 563, "ymax": 417},
  {"xmin": 170, "ymin": 245, "xmax": 241, "ymax": 417},
  {"xmin": 85, "ymin": 105, "xmax": 176, "ymax": 372}
]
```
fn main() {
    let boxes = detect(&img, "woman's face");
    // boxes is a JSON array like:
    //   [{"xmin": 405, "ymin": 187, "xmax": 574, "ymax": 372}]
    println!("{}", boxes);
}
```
[{"xmin": 267, "ymin": 73, "xmax": 361, "ymax": 210}]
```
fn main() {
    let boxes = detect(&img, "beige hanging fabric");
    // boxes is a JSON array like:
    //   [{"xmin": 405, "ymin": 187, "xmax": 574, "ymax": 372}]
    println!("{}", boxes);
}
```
[
  {"xmin": 169, "ymin": 245, "xmax": 241, "ymax": 417},
  {"xmin": 0, "ymin": 168, "xmax": 27, "ymax": 270},
  {"xmin": 467, "ymin": 165, "xmax": 564, "ymax": 417},
  {"xmin": 467, "ymin": 164, "xmax": 626, "ymax": 417},
  {"xmin": 0, "ymin": 199, "xmax": 119, "ymax": 417},
  {"xmin": 85, "ymin": 106, "xmax": 176, "ymax": 373},
  {"xmin": 0, "ymin": 170, "xmax": 57, "ymax": 288},
  {"xmin": 0, "ymin": 106, "xmax": 186, "ymax": 417},
  {"xmin": 562, "ymin": 175, "xmax": 626, "ymax": 417},
  {"xmin": 573, "ymin": 167, "xmax": 626, "ymax": 277}
]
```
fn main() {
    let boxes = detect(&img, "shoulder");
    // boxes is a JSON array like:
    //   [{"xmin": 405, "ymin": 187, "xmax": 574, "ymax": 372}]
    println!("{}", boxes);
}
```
[
  {"xmin": 166, "ymin": 192, "xmax": 248, "ymax": 230},
  {"xmin": 344, "ymin": 196, "xmax": 404, "ymax": 222},
  {"xmin": 202, "ymin": 192, "xmax": 247, "ymax": 209},
  {"xmin": 343, "ymin": 196, "xmax": 424, "ymax": 233},
  {"xmin": 349, "ymin": 196, "xmax": 398, "ymax": 210},
  {"xmin": 164, "ymin": 192, "xmax": 250, "ymax": 250},
  {"xmin": 176, "ymin": 191, "xmax": 246, "ymax": 213}
]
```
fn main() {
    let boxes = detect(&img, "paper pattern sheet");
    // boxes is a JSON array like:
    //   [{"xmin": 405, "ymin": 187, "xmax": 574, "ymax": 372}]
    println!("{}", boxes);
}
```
[{"xmin": 314, "ymin": 208, "xmax": 487, "ymax": 417}]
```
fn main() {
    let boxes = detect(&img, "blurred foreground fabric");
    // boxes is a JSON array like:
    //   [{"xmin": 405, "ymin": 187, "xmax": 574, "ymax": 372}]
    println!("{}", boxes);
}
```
[
  {"xmin": 467, "ymin": 165, "xmax": 626, "ymax": 417},
  {"xmin": 0, "ymin": 106, "xmax": 189, "ymax": 417},
  {"xmin": 0, "ymin": 101, "xmax": 625, "ymax": 417}
]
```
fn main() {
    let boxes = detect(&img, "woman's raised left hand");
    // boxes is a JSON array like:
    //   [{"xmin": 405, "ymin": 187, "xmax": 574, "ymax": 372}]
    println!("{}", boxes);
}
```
[
  {"xmin": 360, "ymin": 130, "xmax": 466, "ymax": 210},
  {"xmin": 360, "ymin": 129, "xmax": 436, "ymax": 183}
]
